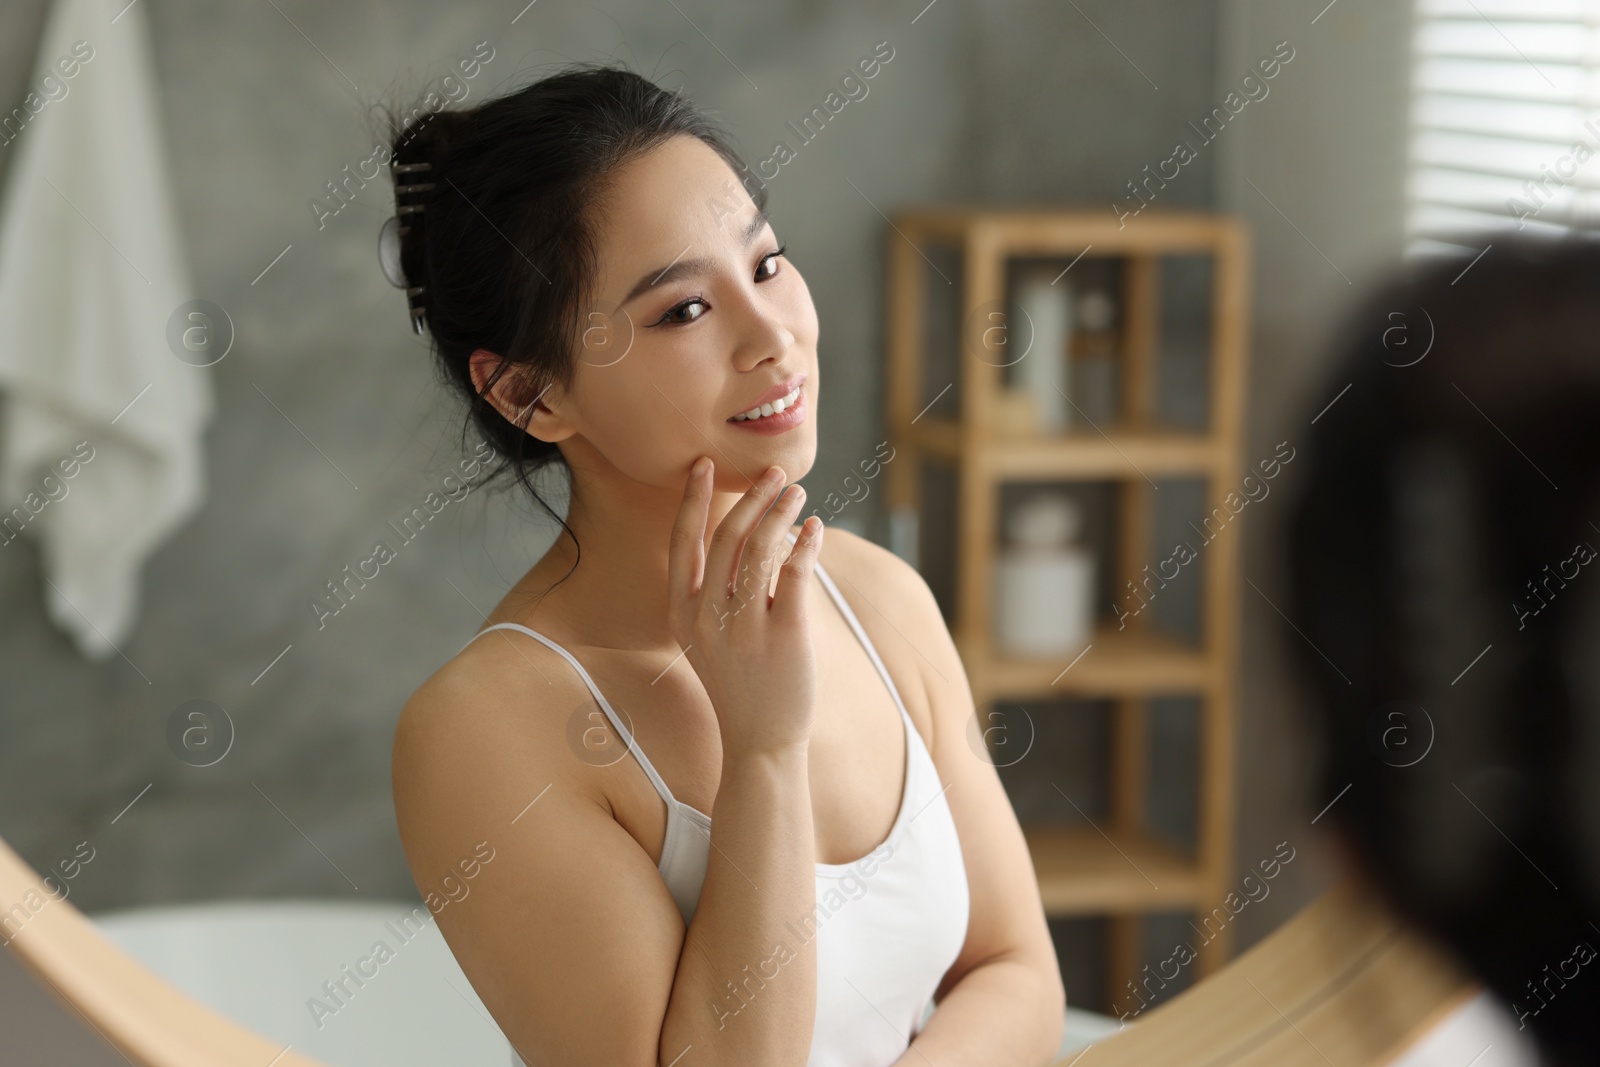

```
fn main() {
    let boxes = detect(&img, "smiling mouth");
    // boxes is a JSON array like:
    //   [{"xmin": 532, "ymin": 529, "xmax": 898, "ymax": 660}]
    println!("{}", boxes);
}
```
[{"xmin": 730, "ymin": 383, "xmax": 803, "ymax": 422}]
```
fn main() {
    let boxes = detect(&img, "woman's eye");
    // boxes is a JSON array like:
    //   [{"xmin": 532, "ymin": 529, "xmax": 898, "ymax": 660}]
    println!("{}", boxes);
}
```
[
  {"xmin": 656, "ymin": 246, "xmax": 786, "ymax": 327},
  {"xmin": 659, "ymin": 298, "xmax": 708, "ymax": 326},
  {"xmin": 757, "ymin": 245, "xmax": 787, "ymax": 282}
]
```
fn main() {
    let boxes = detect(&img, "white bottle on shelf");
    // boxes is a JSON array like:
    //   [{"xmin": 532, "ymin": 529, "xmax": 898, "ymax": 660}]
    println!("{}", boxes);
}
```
[
  {"xmin": 993, "ymin": 492, "xmax": 1095, "ymax": 657},
  {"xmin": 1010, "ymin": 265, "xmax": 1072, "ymax": 433}
]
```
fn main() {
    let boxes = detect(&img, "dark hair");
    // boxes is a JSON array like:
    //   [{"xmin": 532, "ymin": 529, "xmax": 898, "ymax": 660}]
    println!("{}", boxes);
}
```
[
  {"xmin": 380, "ymin": 62, "xmax": 766, "ymax": 578},
  {"xmin": 1283, "ymin": 231, "xmax": 1600, "ymax": 1064}
]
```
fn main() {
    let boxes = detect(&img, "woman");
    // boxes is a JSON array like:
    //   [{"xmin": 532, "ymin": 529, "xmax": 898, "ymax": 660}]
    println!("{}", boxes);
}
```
[
  {"xmin": 387, "ymin": 64, "xmax": 1066, "ymax": 1067},
  {"xmin": 1283, "ymin": 231, "xmax": 1600, "ymax": 1065}
]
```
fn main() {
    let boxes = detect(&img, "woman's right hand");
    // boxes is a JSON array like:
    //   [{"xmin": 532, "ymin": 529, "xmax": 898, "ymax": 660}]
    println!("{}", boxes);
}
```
[{"xmin": 667, "ymin": 456, "xmax": 825, "ymax": 758}]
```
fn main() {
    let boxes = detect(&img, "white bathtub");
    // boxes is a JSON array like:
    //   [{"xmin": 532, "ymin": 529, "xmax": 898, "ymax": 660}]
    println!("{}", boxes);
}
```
[
  {"xmin": 89, "ymin": 898, "xmax": 1122, "ymax": 1066},
  {"xmin": 90, "ymin": 899, "xmax": 512, "ymax": 1067}
]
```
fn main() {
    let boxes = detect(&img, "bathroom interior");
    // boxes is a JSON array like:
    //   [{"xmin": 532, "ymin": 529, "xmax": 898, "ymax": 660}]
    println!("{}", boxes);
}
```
[{"xmin": 0, "ymin": 0, "xmax": 1580, "ymax": 1064}]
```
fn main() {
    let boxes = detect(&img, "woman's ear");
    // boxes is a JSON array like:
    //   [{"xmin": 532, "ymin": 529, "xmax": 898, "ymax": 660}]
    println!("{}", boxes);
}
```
[{"xmin": 468, "ymin": 348, "xmax": 575, "ymax": 443}]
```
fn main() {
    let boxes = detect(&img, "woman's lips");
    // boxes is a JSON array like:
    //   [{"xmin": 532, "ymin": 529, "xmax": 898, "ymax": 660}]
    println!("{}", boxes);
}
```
[
  {"xmin": 727, "ymin": 387, "xmax": 807, "ymax": 435},
  {"xmin": 729, "ymin": 373, "xmax": 806, "ymax": 420}
]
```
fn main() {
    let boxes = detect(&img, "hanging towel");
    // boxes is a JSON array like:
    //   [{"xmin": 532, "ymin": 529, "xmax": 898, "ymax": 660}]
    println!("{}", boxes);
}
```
[{"xmin": 0, "ymin": 0, "xmax": 211, "ymax": 661}]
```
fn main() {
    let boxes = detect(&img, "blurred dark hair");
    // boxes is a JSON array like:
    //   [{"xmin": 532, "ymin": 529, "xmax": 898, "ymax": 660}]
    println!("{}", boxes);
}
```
[
  {"xmin": 1283, "ymin": 231, "xmax": 1600, "ymax": 1065},
  {"xmin": 378, "ymin": 62, "xmax": 765, "ymax": 574}
]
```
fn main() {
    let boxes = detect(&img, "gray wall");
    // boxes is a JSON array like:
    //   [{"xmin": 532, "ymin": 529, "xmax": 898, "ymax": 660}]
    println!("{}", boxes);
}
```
[
  {"xmin": 1214, "ymin": 0, "xmax": 1415, "ymax": 950},
  {"xmin": 0, "ymin": 0, "xmax": 1413, "ymax": 1042}
]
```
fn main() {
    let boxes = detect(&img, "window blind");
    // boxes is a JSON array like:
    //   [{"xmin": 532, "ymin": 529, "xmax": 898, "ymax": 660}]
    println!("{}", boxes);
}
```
[{"xmin": 1406, "ymin": 0, "xmax": 1600, "ymax": 256}]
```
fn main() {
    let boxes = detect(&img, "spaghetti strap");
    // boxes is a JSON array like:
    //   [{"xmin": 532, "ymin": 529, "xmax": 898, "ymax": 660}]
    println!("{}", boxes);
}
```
[
  {"xmin": 458, "ymin": 622, "xmax": 679, "ymax": 812},
  {"xmin": 460, "ymin": 530, "xmax": 916, "ymax": 821},
  {"xmin": 791, "ymin": 530, "xmax": 918, "ymax": 736}
]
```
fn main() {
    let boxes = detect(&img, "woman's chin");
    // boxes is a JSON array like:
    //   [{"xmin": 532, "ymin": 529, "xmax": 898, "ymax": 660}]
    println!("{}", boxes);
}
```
[{"xmin": 710, "ymin": 435, "xmax": 817, "ymax": 489}]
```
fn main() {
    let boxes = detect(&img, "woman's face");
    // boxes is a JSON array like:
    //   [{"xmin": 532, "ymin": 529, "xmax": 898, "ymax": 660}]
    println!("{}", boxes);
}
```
[{"xmin": 536, "ymin": 134, "xmax": 820, "ymax": 492}]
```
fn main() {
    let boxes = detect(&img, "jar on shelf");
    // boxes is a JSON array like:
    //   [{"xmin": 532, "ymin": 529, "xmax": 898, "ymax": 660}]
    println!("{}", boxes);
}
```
[{"xmin": 993, "ymin": 491, "xmax": 1095, "ymax": 657}]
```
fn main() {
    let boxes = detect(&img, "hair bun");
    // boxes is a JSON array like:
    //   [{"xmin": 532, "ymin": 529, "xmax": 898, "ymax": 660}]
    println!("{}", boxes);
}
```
[{"xmin": 391, "ymin": 106, "xmax": 465, "ymax": 175}]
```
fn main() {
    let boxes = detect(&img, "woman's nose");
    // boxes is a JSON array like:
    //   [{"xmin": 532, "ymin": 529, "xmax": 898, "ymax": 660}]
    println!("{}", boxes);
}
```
[{"xmin": 731, "ymin": 301, "xmax": 794, "ymax": 372}]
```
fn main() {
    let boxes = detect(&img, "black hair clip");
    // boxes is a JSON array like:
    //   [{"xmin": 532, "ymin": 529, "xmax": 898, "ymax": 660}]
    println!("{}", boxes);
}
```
[
  {"xmin": 380, "ymin": 161, "xmax": 436, "ymax": 334},
  {"xmin": 391, "ymin": 161, "xmax": 437, "ymax": 219}
]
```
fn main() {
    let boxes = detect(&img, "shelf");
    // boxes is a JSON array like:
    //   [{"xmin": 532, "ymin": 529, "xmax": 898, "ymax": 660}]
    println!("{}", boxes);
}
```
[
  {"xmin": 884, "ymin": 205, "xmax": 1250, "ymax": 1003},
  {"xmin": 1022, "ymin": 823, "xmax": 1203, "ymax": 915},
  {"xmin": 901, "ymin": 418, "xmax": 1225, "ymax": 479},
  {"xmin": 889, "ymin": 204, "xmax": 1238, "ymax": 252},
  {"xmin": 961, "ymin": 624, "xmax": 1213, "ymax": 701}
]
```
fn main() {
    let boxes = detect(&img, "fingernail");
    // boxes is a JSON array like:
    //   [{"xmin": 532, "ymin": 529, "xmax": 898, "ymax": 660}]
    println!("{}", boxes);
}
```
[
  {"xmin": 693, "ymin": 457, "xmax": 710, "ymax": 477},
  {"xmin": 762, "ymin": 466, "xmax": 783, "ymax": 487}
]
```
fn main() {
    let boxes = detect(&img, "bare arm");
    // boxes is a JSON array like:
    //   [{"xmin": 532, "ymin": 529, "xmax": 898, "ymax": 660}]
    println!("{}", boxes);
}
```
[
  {"xmin": 656, "ymin": 744, "xmax": 816, "ymax": 1066},
  {"xmin": 890, "ymin": 954, "xmax": 1066, "ymax": 1067},
  {"xmin": 658, "ymin": 460, "xmax": 827, "ymax": 1065},
  {"xmin": 393, "ymin": 663, "xmax": 686, "ymax": 1067}
]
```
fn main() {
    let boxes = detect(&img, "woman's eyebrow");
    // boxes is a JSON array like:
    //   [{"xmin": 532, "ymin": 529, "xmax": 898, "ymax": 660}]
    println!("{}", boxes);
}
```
[{"xmin": 617, "ymin": 207, "xmax": 773, "ymax": 310}]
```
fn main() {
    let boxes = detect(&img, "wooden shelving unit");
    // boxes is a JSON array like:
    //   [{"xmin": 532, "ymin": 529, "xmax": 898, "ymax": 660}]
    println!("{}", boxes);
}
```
[{"xmin": 882, "ymin": 206, "xmax": 1249, "ymax": 1010}]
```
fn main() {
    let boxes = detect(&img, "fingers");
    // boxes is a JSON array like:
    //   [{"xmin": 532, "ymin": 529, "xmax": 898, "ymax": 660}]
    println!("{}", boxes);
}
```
[
  {"xmin": 772, "ymin": 516, "xmax": 824, "ymax": 625},
  {"xmin": 738, "ymin": 483, "xmax": 809, "ymax": 603},
  {"xmin": 668, "ymin": 457, "xmax": 713, "ymax": 607},
  {"xmin": 704, "ymin": 464, "xmax": 788, "ymax": 604}
]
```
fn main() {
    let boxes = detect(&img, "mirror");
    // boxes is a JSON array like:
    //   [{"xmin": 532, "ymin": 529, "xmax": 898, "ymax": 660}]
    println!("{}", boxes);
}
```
[{"xmin": 2, "ymin": 1, "xmax": 1591, "ymax": 1064}]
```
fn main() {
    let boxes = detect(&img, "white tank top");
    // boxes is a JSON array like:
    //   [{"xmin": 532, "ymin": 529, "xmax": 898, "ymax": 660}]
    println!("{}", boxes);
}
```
[{"xmin": 463, "ymin": 552, "xmax": 971, "ymax": 1067}]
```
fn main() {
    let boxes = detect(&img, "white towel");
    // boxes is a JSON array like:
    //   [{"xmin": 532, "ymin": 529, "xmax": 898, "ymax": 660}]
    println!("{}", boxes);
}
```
[{"xmin": 0, "ymin": 0, "xmax": 211, "ymax": 660}]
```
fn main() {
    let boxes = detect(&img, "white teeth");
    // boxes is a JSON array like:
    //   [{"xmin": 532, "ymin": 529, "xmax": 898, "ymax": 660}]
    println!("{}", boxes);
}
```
[{"xmin": 733, "ymin": 384, "xmax": 801, "ymax": 421}]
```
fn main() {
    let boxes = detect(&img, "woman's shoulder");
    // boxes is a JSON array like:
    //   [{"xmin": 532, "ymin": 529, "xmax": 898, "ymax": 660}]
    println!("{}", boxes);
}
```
[
  {"xmin": 401, "ymin": 621, "xmax": 577, "ymax": 719},
  {"xmin": 388, "ymin": 631, "xmax": 688, "ymax": 1064},
  {"xmin": 796, "ymin": 521, "xmax": 941, "ymax": 624},
  {"xmin": 392, "ymin": 627, "xmax": 596, "ymax": 823}
]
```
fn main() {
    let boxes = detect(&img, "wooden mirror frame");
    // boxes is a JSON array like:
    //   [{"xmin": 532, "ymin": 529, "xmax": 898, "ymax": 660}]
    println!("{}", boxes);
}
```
[{"xmin": 3, "ymin": 830, "xmax": 1482, "ymax": 1067}]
